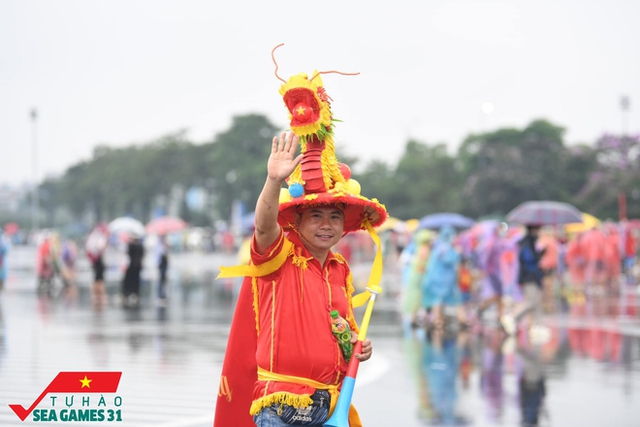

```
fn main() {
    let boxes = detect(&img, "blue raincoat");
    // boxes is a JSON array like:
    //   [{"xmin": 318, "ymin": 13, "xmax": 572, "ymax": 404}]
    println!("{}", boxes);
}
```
[{"xmin": 421, "ymin": 225, "xmax": 462, "ymax": 308}]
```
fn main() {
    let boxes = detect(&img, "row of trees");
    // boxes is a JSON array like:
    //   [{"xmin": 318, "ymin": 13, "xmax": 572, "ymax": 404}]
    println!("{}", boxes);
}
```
[{"xmin": 12, "ymin": 114, "xmax": 640, "ymax": 232}]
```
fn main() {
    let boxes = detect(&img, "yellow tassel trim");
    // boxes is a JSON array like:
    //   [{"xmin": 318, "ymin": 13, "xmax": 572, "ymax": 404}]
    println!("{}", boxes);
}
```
[
  {"xmin": 291, "ymin": 252, "xmax": 311, "ymax": 269},
  {"xmin": 345, "ymin": 272, "xmax": 359, "ymax": 333},
  {"xmin": 270, "ymin": 280, "xmax": 276, "ymax": 370},
  {"xmin": 320, "ymin": 135, "xmax": 345, "ymax": 191},
  {"xmin": 252, "ymin": 367, "xmax": 341, "ymax": 416},
  {"xmin": 288, "ymin": 167, "xmax": 304, "ymax": 188},
  {"xmin": 325, "ymin": 270, "xmax": 332, "ymax": 305},
  {"xmin": 321, "ymin": 137, "xmax": 333, "ymax": 191},
  {"xmin": 291, "ymin": 249, "xmax": 311, "ymax": 301},
  {"xmin": 249, "ymin": 392, "xmax": 314, "ymax": 416},
  {"xmin": 252, "ymin": 277, "xmax": 260, "ymax": 335}
]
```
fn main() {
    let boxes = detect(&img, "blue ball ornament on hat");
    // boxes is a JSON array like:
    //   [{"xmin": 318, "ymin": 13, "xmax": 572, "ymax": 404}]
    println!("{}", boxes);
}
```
[{"xmin": 288, "ymin": 182, "xmax": 304, "ymax": 198}]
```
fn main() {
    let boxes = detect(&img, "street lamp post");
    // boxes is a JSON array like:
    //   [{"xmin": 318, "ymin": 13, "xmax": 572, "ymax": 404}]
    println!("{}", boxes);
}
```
[{"xmin": 30, "ymin": 108, "xmax": 39, "ymax": 232}]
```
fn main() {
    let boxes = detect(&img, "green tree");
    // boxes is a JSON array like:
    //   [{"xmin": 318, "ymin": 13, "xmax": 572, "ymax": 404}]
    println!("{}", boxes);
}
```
[
  {"xmin": 386, "ymin": 140, "xmax": 463, "ymax": 219},
  {"xmin": 206, "ymin": 114, "xmax": 280, "ymax": 221},
  {"xmin": 354, "ymin": 159, "xmax": 397, "ymax": 216},
  {"xmin": 36, "ymin": 115, "xmax": 614, "ymax": 231},
  {"xmin": 459, "ymin": 119, "xmax": 569, "ymax": 217},
  {"xmin": 576, "ymin": 134, "xmax": 640, "ymax": 219}
]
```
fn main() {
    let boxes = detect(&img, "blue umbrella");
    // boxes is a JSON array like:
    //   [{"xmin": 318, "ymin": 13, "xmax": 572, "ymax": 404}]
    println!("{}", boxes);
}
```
[{"xmin": 418, "ymin": 212, "xmax": 475, "ymax": 230}]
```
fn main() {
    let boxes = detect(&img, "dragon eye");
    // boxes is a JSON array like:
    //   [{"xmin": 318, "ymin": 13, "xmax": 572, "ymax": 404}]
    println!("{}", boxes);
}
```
[{"xmin": 317, "ymin": 87, "xmax": 329, "ymax": 102}]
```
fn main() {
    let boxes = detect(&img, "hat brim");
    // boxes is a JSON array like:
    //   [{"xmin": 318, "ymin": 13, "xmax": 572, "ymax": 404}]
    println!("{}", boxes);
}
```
[{"xmin": 278, "ymin": 192, "xmax": 387, "ymax": 233}]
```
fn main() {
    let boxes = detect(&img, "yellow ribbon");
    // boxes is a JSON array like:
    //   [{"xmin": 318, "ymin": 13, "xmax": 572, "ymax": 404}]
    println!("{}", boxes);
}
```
[
  {"xmin": 216, "ymin": 239, "xmax": 293, "ymax": 279},
  {"xmin": 351, "ymin": 220, "xmax": 383, "ymax": 308}
]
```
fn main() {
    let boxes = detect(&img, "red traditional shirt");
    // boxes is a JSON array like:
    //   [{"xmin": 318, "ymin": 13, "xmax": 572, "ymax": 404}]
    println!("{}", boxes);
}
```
[{"xmin": 249, "ymin": 229, "xmax": 358, "ymax": 413}]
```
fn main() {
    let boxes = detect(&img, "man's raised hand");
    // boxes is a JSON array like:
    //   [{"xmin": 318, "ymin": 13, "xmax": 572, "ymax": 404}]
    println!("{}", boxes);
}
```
[{"xmin": 268, "ymin": 131, "xmax": 303, "ymax": 182}]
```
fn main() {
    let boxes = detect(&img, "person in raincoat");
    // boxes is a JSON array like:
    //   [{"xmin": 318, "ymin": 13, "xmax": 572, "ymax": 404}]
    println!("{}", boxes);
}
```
[
  {"xmin": 0, "ymin": 229, "xmax": 10, "ymax": 291},
  {"xmin": 36, "ymin": 231, "xmax": 59, "ymax": 295},
  {"xmin": 564, "ymin": 232, "xmax": 586, "ymax": 297},
  {"xmin": 421, "ymin": 225, "xmax": 465, "ymax": 330},
  {"xmin": 581, "ymin": 227, "xmax": 607, "ymax": 293},
  {"xmin": 60, "ymin": 238, "xmax": 78, "ymax": 298},
  {"xmin": 476, "ymin": 222, "xmax": 508, "ymax": 327},
  {"xmin": 400, "ymin": 229, "xmax": 433, "ymax": 329},
  {"xmin": 498, "ymin": 226, "xmax": 525, "ymax": 334},
  {"xmin": 513, "ymin": 225, "xmax": 545, "ymax": 329}
]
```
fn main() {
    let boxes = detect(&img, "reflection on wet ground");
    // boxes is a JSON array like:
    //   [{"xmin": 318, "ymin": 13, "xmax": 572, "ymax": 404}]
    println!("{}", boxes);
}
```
[
  {"xmin": 394, "ymin": 289, "xmax": 640, "ymax": 427},
  {"xmin": 1, "ymin": 247, "xmax": 640, "ymax": 426}
]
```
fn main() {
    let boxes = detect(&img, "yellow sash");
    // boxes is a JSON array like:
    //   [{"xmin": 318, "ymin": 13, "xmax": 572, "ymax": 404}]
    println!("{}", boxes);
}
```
[
  {"xmin": 256, "ymin": 367, "xmax": 362, "ymax": 427},
  {"xmin": 217, "ymin": 238, "xmax": 293, "ymax": 279}
]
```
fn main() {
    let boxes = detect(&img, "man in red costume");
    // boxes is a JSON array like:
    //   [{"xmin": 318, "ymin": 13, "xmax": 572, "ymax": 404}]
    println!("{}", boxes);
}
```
[
  {"xmin": 215, "ymin": 48, "xmax": 388, "ymax": 425},
  {"xmin": 214, "ymin": 130, "xmax": 387, "ymax": 426}
]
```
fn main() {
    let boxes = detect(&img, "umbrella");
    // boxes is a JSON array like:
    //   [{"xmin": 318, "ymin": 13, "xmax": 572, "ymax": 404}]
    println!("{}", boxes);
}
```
[
  {"xmin": 108, "ymin": 217, "xmax": 145, "ymax": 237},
  {"xmin": 375, "ymin": 216, "xmax": 405, "ymax": 232},
  {"xmin": 405, "ymin": 218, "xmax": 420, "ymax": 232},
  {"xmin": 3, "ymin": 222, "xmax": 19, "ymax": 235},
  {"xmin": 506, "ymin": 200, "xmax": 582, "ymax": 226},
  {"xmin": 85, "ymin": 223, "xmax": 109, "ymax": 257},
  {"xmin": 146, "ymin": 216, "xmax": 188, "ymax": 235},
  {"xmin": 418, "ymin": 212, "xmax": 475, "ymax": 230},
  {"xmin": 565, "ymin": 212, "xmax": 601, "ymax": 234}
]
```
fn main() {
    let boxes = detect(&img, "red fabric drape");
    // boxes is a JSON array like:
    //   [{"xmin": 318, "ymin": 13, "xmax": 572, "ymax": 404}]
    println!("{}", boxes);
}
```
[{"xmin": 213, "ymin": 277, "xmax": 257, "ymax": 427}]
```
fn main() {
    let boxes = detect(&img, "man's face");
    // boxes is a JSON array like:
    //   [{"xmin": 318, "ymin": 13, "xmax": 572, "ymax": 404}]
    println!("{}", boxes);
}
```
[{"xmin": 295, "ymin": 206, "xmax": 344, "ymax": 253}]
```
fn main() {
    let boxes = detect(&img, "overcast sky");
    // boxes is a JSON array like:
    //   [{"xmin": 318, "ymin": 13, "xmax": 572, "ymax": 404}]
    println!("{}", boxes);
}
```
[{"xmin": 2, "ymin": 0, "xmax": 639, "ymax": 186}]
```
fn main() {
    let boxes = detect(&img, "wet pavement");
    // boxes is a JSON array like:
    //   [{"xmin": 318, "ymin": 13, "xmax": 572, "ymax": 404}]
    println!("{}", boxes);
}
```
[{"xmin": 2, "ymin": 246, "xmax": 640, "ymax": 426}]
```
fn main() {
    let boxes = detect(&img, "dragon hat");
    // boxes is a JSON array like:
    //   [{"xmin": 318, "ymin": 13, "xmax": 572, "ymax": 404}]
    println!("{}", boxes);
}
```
[{"xmin": 273, "ymin": 44, "xmax": 388, "ymax": 234}]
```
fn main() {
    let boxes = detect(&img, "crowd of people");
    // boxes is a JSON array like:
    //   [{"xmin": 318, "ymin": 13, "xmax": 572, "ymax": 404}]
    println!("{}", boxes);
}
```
[
  {"xmin": 84, "ymin": 226, "xmax": 164, "ymax": 309},
  {"xmin": 0, "ymin": 225, "xmax": 169, "ymax": 310},
  {"xmin": 396, "ymin": 218, "xmax": 639, "ymax": 337}
]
